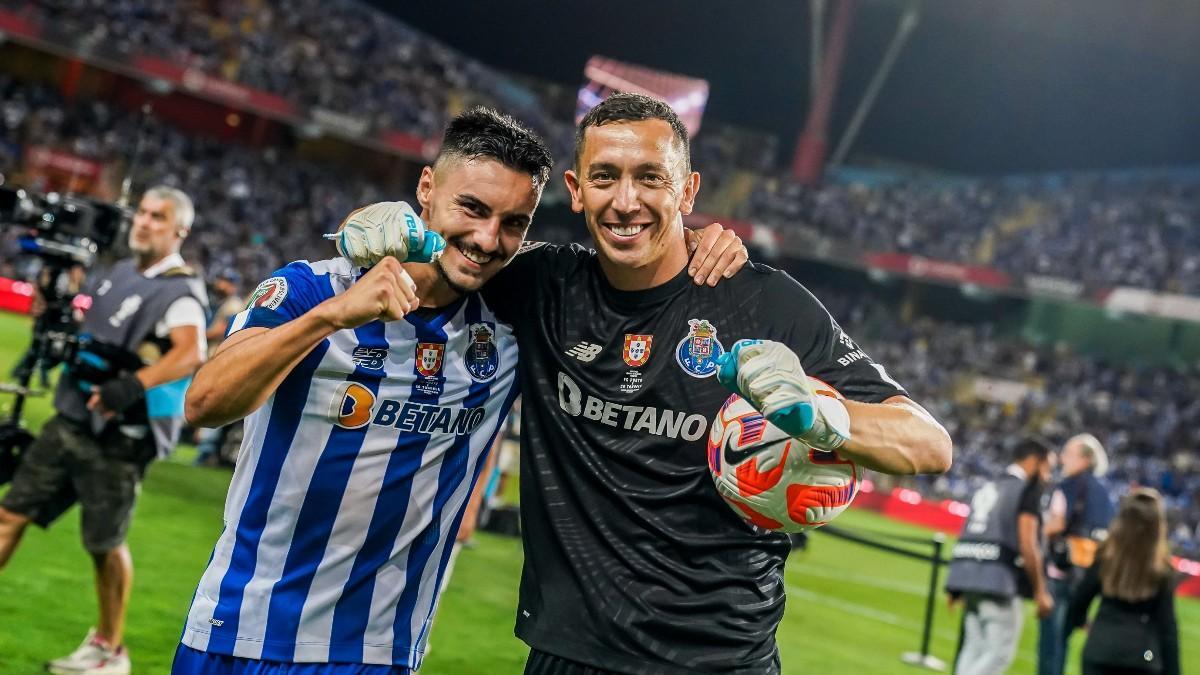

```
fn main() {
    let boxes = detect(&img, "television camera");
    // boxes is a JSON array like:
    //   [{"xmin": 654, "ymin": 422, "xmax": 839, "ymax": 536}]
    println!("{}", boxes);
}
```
[{"xmin": 0, "ymin": 185, "xmax": 129, "ymax": 484}]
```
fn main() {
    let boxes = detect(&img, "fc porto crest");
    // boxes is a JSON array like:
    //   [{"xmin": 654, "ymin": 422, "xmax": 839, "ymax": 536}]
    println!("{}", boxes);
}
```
[
  {"xmin": 465, "ymin": 322, "xmax": 500, "ymax": 381},
  {"xmin": 622, "ymin": 334, "xmax": 653, "ymax": 368},
  {"xmin": 675, "ymin": 319, "xmax": 724, "ymax": 378}
]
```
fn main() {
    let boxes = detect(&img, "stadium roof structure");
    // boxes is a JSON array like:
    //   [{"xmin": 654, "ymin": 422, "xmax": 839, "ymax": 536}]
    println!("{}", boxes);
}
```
[{"xmin": 377, "ymin": 0, "xmax": 1200, "ymax": 174}]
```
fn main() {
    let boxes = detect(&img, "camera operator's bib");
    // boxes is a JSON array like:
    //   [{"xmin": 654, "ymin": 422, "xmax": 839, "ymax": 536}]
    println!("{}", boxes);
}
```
[
  {"xmin": 55, "ymin": 257, "xmax": 208, "ymax": 458},
  {"xmin": 945, "ymin": 470, "xmax": 1037, "ymax": 599}
]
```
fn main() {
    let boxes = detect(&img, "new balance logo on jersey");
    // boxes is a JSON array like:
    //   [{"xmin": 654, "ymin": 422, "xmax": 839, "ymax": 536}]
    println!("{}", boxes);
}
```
[
  {"xmin": 353, "ymin": 347, "xmax": 388, "ymax": 370},
  {"xmin": 564, "ymin": 342, "xmax": 603, "ymax": 362}
]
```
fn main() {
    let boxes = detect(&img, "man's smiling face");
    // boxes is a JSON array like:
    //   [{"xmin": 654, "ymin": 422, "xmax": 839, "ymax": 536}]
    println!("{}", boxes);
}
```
[
  {"xmin": 417, "ymin": 156, "xmax": 541, "ymax": 295},
  {"xmin": 565, "ymin": 119, "xmax": 698, "ymax": 274}
]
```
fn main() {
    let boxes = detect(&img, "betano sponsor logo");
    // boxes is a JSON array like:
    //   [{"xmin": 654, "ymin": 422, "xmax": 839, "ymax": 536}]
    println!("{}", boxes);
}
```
[
  {"xmin": 330, "ymin": 381, "xmax": 485, "ymax": 435},
  {"xmin": 557, "ymin": 371, "xmax": 708, "ymax": 441}
]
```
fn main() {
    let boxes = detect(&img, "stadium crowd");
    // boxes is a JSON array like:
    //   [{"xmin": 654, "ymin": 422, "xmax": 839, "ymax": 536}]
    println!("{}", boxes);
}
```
[
  {"xmin": 5, "ymin": 0, "xmax": 1199, "ymax": 296},
  {"xmin": 815, "ymin": 284, "xmax": 1200, "ymax": 557},
  {"xmin": 0, "ymin": 0, "xmax": 473, "ymax": 138},
  {"xmin": 0, "ymin": 74, "xmax": 393, "ymax": 286},
  {"xmin": 746, "ymin": 175, "xmax": 1200, "ymax": 295},
  {"xmin": 0, "ymin": 5, "xmax": 1197, "ymax": 559}
]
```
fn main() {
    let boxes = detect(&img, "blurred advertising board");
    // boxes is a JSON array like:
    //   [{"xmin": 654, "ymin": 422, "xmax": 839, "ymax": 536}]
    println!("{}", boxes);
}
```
[{"xmin": 576, "ymin": 56, "xmax": 709, "ymax": 136}]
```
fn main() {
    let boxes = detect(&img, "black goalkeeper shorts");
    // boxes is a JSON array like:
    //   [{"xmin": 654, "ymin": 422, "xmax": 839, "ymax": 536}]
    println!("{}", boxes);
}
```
[{"xmin": 524, "ymin": 649, "xmax": 622, "ymax": 675}]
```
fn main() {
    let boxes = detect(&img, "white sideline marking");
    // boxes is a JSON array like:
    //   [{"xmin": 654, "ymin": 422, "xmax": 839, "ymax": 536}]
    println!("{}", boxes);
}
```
[
  {"xmin": 786, "ymin": 583, "xmax": 1037, "ymax": 668},
  {"xmin": 786, "ymin": 584, "xmax": 955, "ymax": 638},
  {"xmin": 790, "ymin": 562, "xmax": 929, "ymax": 596}
]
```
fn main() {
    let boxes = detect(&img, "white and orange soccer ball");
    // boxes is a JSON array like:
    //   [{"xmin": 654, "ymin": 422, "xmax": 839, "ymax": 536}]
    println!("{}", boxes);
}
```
[{"xmin": 707, "ymin": 380, "xmax": 862, "ymax": 532}]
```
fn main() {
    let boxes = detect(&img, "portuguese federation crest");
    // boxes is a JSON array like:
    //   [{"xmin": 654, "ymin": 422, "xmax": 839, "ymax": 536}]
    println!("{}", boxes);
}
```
[
  {"xmin": 622, "ymin": 334, "xmax": 653, "ymax": 368},
  {"xmin": 465, "ymin": 322, "xmax": 500, "ymax": 381},
  {"xmin": 415, "ymin": 342, "xmax": 445, "ymax": 396},
  {"xmin": 675, "ymin": 319, "xmax": 724, "ymax": 378},
  {"xmin": 416, "ymin": 342, "xmax": 445, "ymax": 378}
]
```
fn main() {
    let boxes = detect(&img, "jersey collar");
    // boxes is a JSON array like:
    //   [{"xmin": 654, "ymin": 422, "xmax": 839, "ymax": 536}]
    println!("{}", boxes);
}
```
[
  {"xmin": 593, "ymin": 258, "xmax": 692, "ymax": 310},
  {"xmin": 405, "ymin": 295, "xmax": 467, "ymax": 333},
  {"xmin": 1005, "ymin": 463, "xmax": 1029, "ymax": 481},
  {"xmin": 141, "ymin": 252, "xmax": 186, "ymax": 278}
]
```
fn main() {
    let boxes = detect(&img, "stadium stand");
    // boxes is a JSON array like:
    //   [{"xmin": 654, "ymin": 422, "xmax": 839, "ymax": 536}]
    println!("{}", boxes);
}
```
[
  {"xmin": 813, "ymin": 284, "xmax": 1200, "ymax": 557},
  {"xmin": 0, "ymin": 2, "xmax": 1196, "ymax": 560},
  {"xmin": 0, "ymin": 74, "xmax": 393, "ymax": 285},
  {"xmin": 744, "ymin": 174, "xmax": 1200, "ymax": 296},
  {"xmin": 5, "ymin": 0, "xmax": 1196, "ymax": 297},
  {"xmin": 0, "ymin": 0, "xmax": 469, "ymax": 138}
]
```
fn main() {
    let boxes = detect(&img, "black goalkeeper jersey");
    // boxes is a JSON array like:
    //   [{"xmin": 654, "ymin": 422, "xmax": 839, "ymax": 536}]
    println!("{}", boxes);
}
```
[{"xmin": 482, "ymin": 243, "xmax": 907, "ymax": 674}]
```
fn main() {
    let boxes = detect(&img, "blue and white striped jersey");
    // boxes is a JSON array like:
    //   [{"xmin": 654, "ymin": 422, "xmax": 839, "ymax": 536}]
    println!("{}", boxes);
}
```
[{"xmin": 181, "ymin": 258, "xmax": 519, "ymax": 668}]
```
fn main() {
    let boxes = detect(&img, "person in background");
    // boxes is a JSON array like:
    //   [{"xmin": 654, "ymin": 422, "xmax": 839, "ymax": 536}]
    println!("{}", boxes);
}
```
[
  {"xmin": 0, "ymin": 186, "xmax": 207, "ymax": 675},
  {"xmin": 205, "ymin": 268, "xmax": 244, "ymax": 349},
  {"xmin": 1040, "ymin": 433, "xmax": 1117, "ymax": 675},
  {"xmin": 194, "ymin": 268, "xmax": 244, "ymax": 466},
  {"xmin": 1067, "ymin": 488, "xmax": 1180, "ymax": 675},
  {"xmin": 946, "ymin": 437, "xmax": 1056, "ymax": 675}
]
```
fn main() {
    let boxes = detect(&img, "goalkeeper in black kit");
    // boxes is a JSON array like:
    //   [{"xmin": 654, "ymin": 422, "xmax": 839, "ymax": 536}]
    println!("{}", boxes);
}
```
[
  {"xmin": 354, "ymin": 94, "xmax": 953, "ymax": 673},
  {"xmin": 484, "ymin": 94, "xmax": 953, "ymax": 674}
]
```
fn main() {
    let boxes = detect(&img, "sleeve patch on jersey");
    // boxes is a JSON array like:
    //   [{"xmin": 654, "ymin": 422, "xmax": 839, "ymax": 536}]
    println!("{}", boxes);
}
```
[
  {"xmin": 247, "ymin": 277, "xmax": 289, "ymax": 310},
  {"xmin": 227, "ymin": 309, "xmax": 251, "ymax": 336},
  {"xmin": 227, "ymin": 307, "xmax": 289, "ymax": 336}
]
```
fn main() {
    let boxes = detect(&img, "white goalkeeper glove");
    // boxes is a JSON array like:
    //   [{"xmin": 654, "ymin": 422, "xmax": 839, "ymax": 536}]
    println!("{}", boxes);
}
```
[
  {"xmin": 715, "ymin": 339, "xmax": 851, "ymax": 451},
  {"xmin": 325, "ymin": 201, "xmax": 446, "ymax": 268}
]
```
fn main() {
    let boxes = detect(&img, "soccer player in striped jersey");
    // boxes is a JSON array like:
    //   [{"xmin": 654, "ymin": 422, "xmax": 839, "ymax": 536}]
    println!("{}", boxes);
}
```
[{"xmin": 171, "ymin": 108, "xmax": 550, "ymax": 674}]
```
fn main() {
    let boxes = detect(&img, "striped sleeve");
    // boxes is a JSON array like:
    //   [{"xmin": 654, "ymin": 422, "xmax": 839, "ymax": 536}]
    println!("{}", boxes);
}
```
[{"xmin": 227, "ymin": 262, "xmax": 326, "ymax": 336}]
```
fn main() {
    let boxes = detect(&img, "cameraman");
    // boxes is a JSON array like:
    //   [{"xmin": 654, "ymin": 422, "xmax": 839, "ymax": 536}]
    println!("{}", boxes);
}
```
[{"xmin": 0, "ymin": 186, "xmax": 207, "ymax": 675}]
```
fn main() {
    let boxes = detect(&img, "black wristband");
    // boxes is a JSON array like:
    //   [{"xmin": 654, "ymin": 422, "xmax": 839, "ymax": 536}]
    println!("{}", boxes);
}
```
[{"xmin": 98, "ymin": 373, "xmax": 146, "ymax": 414}]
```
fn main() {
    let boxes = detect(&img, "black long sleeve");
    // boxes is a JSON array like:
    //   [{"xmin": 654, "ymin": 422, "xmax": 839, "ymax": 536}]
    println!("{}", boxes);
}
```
[
  {"xmin": 1157, "ymin": 577, "xmax": 1180, "ymax": 675},
  {"xmin": 1070, "ymin": 562, "xmax": 1181, "ymax": 675}
]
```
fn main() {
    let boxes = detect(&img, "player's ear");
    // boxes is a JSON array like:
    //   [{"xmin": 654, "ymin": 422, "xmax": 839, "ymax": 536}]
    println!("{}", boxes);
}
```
[
  {"xmin": 678, "ymin": 171, "xmax": 701, "ymax": 216},
  {"xmin": 416, "ymin": 166, "xmax": 436, "ymax": 212},
  {"xmin": 563, "ymin": 169, "xmax": 584, "ymax": 214}
]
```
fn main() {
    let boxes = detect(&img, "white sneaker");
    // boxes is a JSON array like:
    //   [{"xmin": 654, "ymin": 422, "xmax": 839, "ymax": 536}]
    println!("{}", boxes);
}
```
[{"xmin": 46, "ymin": 628, "xmax": 131, "ymax": 674}]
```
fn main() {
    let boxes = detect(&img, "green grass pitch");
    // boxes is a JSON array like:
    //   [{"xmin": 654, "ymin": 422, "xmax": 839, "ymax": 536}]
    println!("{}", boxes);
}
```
[{"xmin": 0, "ymin": 312, "xmax": 1195, "ymax": 673}]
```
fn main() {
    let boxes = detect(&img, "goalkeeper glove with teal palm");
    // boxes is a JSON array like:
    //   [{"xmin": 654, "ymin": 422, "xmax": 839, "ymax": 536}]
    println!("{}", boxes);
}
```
[
  {"xmin": 326, "ymin": 201, "xmax": 446, "ymax": 267},
  {"xmin": 715, "ymin": 339, "xmax": 851, "ymax": 451}
]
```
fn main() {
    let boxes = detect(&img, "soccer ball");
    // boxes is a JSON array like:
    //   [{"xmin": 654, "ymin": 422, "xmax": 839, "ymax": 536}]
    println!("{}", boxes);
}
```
[{"xmin": 707, "ymin": 381, "xmax": 862, "ymax": 532}]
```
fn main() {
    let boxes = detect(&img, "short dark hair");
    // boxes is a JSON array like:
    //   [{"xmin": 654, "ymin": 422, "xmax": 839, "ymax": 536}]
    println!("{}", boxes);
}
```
[
  {"xmin": 1012, "ymin": 436, "xmax": 1053, "ymax": 463},
  {"xmin": 436, "ymin": 107, "xmax": 553, "ymax": 191},
  {"xmin": 574, "ymin": 93, "xmax": 691, "ymax": 172}
]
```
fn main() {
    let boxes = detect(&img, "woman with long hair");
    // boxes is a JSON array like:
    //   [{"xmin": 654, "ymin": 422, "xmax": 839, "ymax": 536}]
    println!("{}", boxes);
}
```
[{"xmin": 1067, "ymin": 488, "xmax": 1180, "ymax": 675}]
